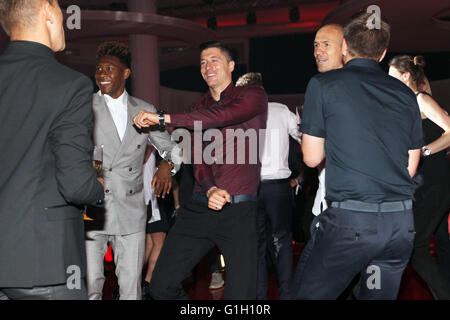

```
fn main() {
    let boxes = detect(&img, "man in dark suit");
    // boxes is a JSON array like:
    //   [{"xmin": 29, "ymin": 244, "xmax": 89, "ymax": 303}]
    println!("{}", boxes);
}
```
[{"xmin": 0, "ymin": 0, "xmax": 104, "ymax": 300}]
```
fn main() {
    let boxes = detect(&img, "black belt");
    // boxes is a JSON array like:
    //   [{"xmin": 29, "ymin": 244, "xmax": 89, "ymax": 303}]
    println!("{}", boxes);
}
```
[
  {"xmin": 192, "ymin": 193, "xmax": 257, "ymax": 205},
  {"xmin": 260, "ymin": 178, "xmax": 290, "ymax": 184},
  {"xmin": 331, "ymin": 200, "xmax": 413, "ymax": 213}
]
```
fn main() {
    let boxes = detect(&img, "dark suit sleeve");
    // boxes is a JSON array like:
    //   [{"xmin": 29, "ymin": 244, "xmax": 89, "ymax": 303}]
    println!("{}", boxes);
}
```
[{"xmin": 49, "ymin": 75, "xmax": 104, "ymax": 205}]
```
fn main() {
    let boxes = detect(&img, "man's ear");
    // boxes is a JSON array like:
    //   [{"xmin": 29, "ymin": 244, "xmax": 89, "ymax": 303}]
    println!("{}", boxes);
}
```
[
  {"xmin": 124, "ymin": 68, "xmax": 131, "ymax": 80},
  {"xmin": 228, "ymin": 60, "xmax": 235, "ymax": 73},
  {"xmin": 43, "ymin": 0, "xmax": 54, "ymax": 24},
  {"xmin": 378, "ymin": 48, "xmax": 387, "ymax": 62},
  {"xmin": 402, "ymin": 71, "xmax": 411, "ymax": 82},
  {"xmin": 342, "ymin": 38, "xmax": 351, "ymax": 63},
  {"xmin": 341, "ymin": 38, "xmax": 348, "ymax": 57}
]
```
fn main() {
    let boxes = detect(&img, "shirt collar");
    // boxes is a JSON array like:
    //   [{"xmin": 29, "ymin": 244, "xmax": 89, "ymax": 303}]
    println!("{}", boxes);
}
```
[
  {"xmin": 344, "ymin": 58, "xmax": 381, "ymax": 71},
  {"xmin": 102, "ymin": 89, "xmax": 128, "ymax": 106},
  {"xmin": 207, "ymin": 82, "xmax": 235, "ymax": 104},
  {"xmin": 6, "ymin": 40, "xmax": 55, "ymax": 59}
]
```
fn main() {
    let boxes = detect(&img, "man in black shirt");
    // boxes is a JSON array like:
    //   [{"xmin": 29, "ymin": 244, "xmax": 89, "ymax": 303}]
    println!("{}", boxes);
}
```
[{"xmin": 291, "ymin": 12, "xmax": 423, "ymax": 299}]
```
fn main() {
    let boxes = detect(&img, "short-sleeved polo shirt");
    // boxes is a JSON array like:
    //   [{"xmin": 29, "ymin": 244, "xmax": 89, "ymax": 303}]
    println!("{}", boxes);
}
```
[{"xmin": 300, "ymin": 58, "xmax": 423, "ymax": 202}]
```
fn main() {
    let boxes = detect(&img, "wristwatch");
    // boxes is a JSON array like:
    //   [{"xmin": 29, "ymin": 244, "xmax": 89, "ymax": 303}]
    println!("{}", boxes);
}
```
[
  {"xmin": 157, "ymin": 111, "xmax": 165, "ymax": 128},
  {"xmin": 166, "ymin": 160, "xmax": 175, "ymax": 169},
  {"xmin": 165, "ymin": 160, "xmax": 176, "ymax": 176},
  {"xmin": 421, "ymin": 146, "xmax": 431, "ymax": 157}
]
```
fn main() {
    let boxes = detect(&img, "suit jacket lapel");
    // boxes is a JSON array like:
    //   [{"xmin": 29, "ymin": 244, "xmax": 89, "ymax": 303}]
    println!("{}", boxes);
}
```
[
  {"xmin": 94, "ymin": 94, "xmax": 121, "ymax": 152},
  {"xmin": 112, "ymin": 95, "xmax": 139, "ymax": 163}
]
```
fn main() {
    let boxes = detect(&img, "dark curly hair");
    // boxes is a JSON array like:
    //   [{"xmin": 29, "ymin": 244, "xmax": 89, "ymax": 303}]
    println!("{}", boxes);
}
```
[{"xmin": 96, "ymin": 41, "xmax": 131, "ymax": 69}]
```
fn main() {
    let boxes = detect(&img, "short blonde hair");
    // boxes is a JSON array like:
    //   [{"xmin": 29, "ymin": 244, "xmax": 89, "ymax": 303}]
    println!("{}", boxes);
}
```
[{"xmin": 0, "ymin": 0, "xmax": 51, "ymax": 35}]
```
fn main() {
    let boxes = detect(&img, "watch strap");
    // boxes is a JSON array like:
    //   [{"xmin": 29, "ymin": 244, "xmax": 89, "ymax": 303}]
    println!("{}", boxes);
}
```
[{"xmin": 158, "ymin": 111, "xmax": 165, "ymax": 128}]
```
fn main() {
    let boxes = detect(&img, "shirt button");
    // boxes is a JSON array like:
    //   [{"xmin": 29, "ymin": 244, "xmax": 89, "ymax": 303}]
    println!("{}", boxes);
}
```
[
  {"xmin": 129, "ymin": 190, "xmax": 133, "ymax": 194},
  {"xmin": 137, "ymin": 145, "xmax": 141, "ymax": 149},
  {"xmin": 109, "ymin": 168, "xmax": 112, "ymax": 172},
  {"xmin": 129, "ymin": 168, "xmax": 132, "ymax": 172},
  {"xmin": 105, "ymin": 189, "xmax": 110, "ymax": 193}
]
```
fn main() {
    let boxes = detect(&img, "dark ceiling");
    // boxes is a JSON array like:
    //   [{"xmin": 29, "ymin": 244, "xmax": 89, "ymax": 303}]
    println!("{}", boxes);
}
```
[
  {"xmin": 52, "ymin": 0, "xmax": 450, "ymax": 94},
  {"xmin": 60, "ymin": 0, "xmax": 328, "ymax": 18}
]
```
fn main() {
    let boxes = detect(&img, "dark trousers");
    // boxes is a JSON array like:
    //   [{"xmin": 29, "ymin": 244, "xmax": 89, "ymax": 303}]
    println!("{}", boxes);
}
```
[
  {"xmin": 257, "ymin": 180, "xmax": 294, "ymax": 300},
  {"xmin": 207, "ymin": 247, "xmax": 221, "ymax": 273},
  {"xmin": 411, "ymin": 183, "xmax": 450, "ymax": 299},
  {"xmin": 0, "ymin": 282, "xmax": 87, "ymax": 300},
  {"xmin": 291, "ymin": 206, "xmax": 414, "ymax": 300},
  {"xmin": 149, "ymin": 200, "xmax": 258, "ymax": 300}
]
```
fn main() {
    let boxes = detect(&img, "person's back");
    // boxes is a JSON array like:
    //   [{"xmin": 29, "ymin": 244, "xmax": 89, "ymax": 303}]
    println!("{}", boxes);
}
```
[
  {"xmin": 293, "ymin": 12, "xmax": 422, "ymax": 300},
  {"xmin": 0, "ymin": 42, "xmax": 97, "ymax": 204},
  {"xmin": 311, "ymin": 60, "xmax": 421, "ymax": 202},
  {"xmin": 0, "ymin": 42, "xmax": 100, "ymax": 287},
  {"xmin": 0, "ymin": 0, "xmax": 103, "ymax": 299},
  {"xmin": 260, "ymin": 102, "xmax": 301, "ymax": 180}
]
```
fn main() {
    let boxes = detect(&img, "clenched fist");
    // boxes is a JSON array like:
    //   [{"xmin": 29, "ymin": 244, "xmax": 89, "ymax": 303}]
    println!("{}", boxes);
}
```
[{"xmin": 133, "ymin": 110, "xmax": 158, "ymax": 128}]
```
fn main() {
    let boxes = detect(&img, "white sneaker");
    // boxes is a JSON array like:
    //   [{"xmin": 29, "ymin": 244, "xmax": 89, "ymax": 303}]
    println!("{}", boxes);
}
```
[{"xmin": 209, "ymin": 271, "xmax": 224, "ymax": 289}]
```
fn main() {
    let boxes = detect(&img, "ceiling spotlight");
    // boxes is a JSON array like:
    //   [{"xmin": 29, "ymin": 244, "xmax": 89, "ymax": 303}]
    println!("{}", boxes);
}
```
[
  {"xmin": 207, "ymin": 15, "xmax": 217, "ymax": 30},
  {"xmin": 289, "ymin": 6, "xmax": 300, "ymax": 22},
  {"xmin": 247, "ymin": 10, "xmax": 257, "ymax": 25}
]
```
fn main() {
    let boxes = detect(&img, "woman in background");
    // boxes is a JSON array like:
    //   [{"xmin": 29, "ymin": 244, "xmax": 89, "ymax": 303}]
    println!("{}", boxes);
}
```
[{"xmin": 389, "ymin": 55, "xmax": 450, "ymax": 299}]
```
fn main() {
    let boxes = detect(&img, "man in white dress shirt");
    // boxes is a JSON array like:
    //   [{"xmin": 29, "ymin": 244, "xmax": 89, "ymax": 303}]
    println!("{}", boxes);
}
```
[
  {"xmin": 85, "ymin": 41, "xmax": 180, "ymax": 300},
  {"xmin": 236, "ymin": 72, "xmax": 301, "ymax": 300}
]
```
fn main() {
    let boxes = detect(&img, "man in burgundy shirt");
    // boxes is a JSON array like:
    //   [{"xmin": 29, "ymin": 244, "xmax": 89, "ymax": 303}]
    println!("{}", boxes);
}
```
[{"xmin": 134, "ymin": 41, "xmax": 268, "ymax": 299}]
